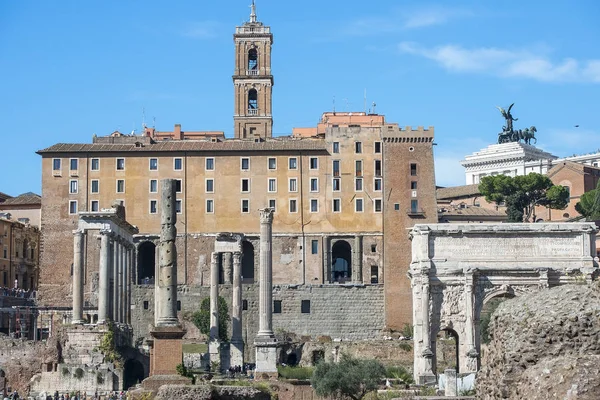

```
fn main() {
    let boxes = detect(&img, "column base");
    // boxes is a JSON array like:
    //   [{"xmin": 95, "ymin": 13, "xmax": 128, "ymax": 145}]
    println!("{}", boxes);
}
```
[
  {"xmin": 209, "ymin": 340, "xmax": 222, "ymax": 367},
  {"xmin": 254, "ymin": 338, "xmax": 278, "ymax": 375},
  {"xmin": 416, "ymin": 373, "xmax": 437, "ymax": 385},
  {"xmin": 230, "ymin": 339, "xmax": 244, "ymax": 368}
]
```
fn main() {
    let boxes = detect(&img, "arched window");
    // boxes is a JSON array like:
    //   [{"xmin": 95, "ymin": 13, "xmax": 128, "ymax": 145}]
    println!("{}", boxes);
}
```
[
  {"xmin": 248, "ymin": 48, "xmax": 258, "ymax": 71},
  {"xmin": 248, "ymin": 89, "xmax": 258, "ymax": 111},
  {"xmin": 137, "ymin": 242, "xmax": 156, "ymax": 284},
  {"xmin": 331, "ymin": 240, "xmax": 352, "ymax": 283},
  {"xmin": 242, "ymin": 241, "xmax": 255, "ymax": 283}
]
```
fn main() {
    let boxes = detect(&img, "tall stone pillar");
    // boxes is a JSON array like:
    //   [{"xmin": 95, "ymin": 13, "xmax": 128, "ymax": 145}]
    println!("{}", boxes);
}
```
[
  {"xmin": 112, "ymin": 239, "xmax": 120, "ymax": 322},
  {"xmin": 464, "ymin": 269, "xmax": 479, "ymax": 373},
  {"xmin": 120, "ymin": 243, "xmax": 128, "ymax": 323},
  {"xmin": 209, "ymin": 251, "xmax": 221, "ymax": 364},
  {"xmin": 230, "ymin": 251, "xmax": 244, "ymax": 367},
  {"xmin": 127, "ymin": 247, "xmax": 133, "ymax": 324},
  {"xmin": 144, "ymin": 179, "xmax": 189, "ymax": 387},
  {"xmin": 255, "ymin": 208, "xmax": 277, "ymax": 376},
  {"xmin": 417, "ymin": 271, "xmax": 435, "ymax": 384},
  {"xmin": 222, "ymin": 252, "xmax": 233, "ymax": 284},
  {"xmin": 72, "ymin": 230, "xmax": 85, "ymax": 324},
  {"xmin": 117, "ymin": 240, "xmax": 125, "ymax": 323},
  {"xmin": 156, "ymin": 179, "xmax": 179, "ymax": 327},
  {"xmin": 97, "ymin": 230, "xmax": 111, "ymax": 324},
  {"xmin": 352, "ymin": 235, "xmax": 363, "ymax": 283}
]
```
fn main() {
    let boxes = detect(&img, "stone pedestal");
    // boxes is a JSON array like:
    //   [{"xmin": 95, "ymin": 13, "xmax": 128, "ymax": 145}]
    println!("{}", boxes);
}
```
[
  {"xmin": 254, "ymin": 340, "xmax": 278, "ymax": 378},
  {"xmin": 143, "ymin": 327, "xmax": 190, "ymax": 391},
  {"xmin": 444, "ymin": 368, "xmax": 457, "ymax": 396}
]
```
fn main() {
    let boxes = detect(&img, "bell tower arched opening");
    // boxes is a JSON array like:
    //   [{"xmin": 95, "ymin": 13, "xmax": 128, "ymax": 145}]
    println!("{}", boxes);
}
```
[
  {"xmin": 248, "ymin": 48, "xmax": 258, "ymax": 72},
  {"xmin": 137, "ymin": 242, "xmax": 156, "ymax": 284}
]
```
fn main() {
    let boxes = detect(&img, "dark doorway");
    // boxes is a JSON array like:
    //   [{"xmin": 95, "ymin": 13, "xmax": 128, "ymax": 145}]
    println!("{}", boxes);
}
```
[
  {"xmin": 137, "ymin": 242, "xmax": 156, "ymax": 284},
  {"xmin": 331, "ymin": 240, "xmax": 352, "ymax": 283},
  {"xmin": 242, "ymin": 241, "xmax": 255, "ymax": 283},
  {"xmin": 435, "ymin": 329, "xmax": 459, "ymax": 374},
  {"xmin": 123, "ymin": 359, "xmax": 146, "ymax": 389}
]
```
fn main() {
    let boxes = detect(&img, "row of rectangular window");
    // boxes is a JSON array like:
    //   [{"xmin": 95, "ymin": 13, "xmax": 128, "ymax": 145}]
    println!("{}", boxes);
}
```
[
  {"xmin": 53, "ymin": 156, "xmax": 323, "ymax": 173},
  {"xmin": 332, "ymin": 159, "xmax": 382, "ymax": 177},
  {"xmin": 331, "ymin": 141, "xmax": 382, "ymax": 154},
  {"xmin": 70, "ymin": 176, "xmax": 391, "ymax": 195},
  {"xmin": 68, "ymin": 197, "xmax": 386, "ymax": 215}
]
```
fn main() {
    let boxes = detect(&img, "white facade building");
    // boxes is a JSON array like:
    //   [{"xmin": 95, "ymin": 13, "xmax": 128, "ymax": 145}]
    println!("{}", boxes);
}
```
[{"xmin": 462, "ymin": 142, "xmax": 600, "ymax": 185}]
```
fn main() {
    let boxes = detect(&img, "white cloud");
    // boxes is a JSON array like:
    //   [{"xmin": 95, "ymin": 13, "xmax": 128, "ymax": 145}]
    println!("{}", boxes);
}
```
[
  {"xmin": 398, "ymin": 42, "xmax": 600, "ymax": 83},
  {"xmin": 334, "ymin": 6, "xmax": 472, "ymax": 38},
  {"xmin": 180, "ymin": 21, "xmax": 220, "ymax": 39}
]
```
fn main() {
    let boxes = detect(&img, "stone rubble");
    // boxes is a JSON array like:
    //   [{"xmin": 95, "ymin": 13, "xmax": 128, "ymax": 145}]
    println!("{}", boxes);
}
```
[{"xmin": 477, "ymin": 283, "xmax": 600, "ymax": 399}]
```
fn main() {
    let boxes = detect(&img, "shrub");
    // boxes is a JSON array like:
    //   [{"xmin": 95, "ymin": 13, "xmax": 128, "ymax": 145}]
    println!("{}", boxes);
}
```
[
  {"xmin": 385, "ymin": 366, "xmax": 413, "ymax": 384},
  {"xmin": 191, "ymin": 296, "xmax": 230, "ymax": 342}
]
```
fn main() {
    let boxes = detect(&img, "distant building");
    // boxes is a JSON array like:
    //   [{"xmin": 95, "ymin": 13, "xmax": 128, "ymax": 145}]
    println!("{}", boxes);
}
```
[
  {"xmin": 0, "ymin": 192, "xmax": 42, "ymax": 227},
  {"xmin": 0, "ymin": 213, "xmax": 40, "ymax": 291},
  {"xmin": 462, "ymin": 142, "xmax": 600, "ymax": 185}
]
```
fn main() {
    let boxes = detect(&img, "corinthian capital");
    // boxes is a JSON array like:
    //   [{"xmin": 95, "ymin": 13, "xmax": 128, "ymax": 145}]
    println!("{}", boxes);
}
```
[{"xmin": 259, "ymin": 208, "xmax": 274, "ymax": 224}]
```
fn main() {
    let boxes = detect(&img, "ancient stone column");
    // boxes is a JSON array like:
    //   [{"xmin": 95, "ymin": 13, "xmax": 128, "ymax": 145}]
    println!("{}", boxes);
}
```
[
  {"xmin": 120, "ymin": 243, "xmax": 128, "ymax": 323},
  {"xmin": 72, "ymin": 230, "xmax": 85, "ymax": 324},
  {"xmin": 352, "ymin": 235, "xmax": 363, "ymax": 283},
  {"xmin": 112, "ymin": 239, "xmax": 120, "ymax": 322},
  {"xmin": 222, "ymin": 252, "xmax": 233, "ymax": 284},
  {"xmin": 117, "ymin": 240, "xmax": 125, "ymax": 323},
  {"xmin": 464, "ymin": 270, "xmax": 478, "ymax": 373},
  {"xmin": 209, "ymin": 252, "xmax": 220, "ymax": 341},
  {"xmin": 230, "ymin": 251, "xmax": 244, "ymax": 367},
  {"xmin": 127, "ymin": 246, "xmax": 133, "ymax": 324},
  {"xmin": 255, "ymin": 208, "xmax": 277, "ymax": 376},
  {"xmin": 323, "ymin": 235, "xmax": 331, "ymax": 283},
  {"xmin": 419, "ymin": 272, "xmax": 435, "ymax": 384},
  {"xmin": 97, "ymin": 230, "xmax": 111, "ymax": 323},
  {"xmin": 156, "ymin": 179, "xmax": 179, "ymax": 327},
  {"xmin": 209, "ymin": 251, "xmax": 221, "ymax": 364},
  {"xmin": 257, "ymin": 208, "xmax": 274, "ymax": 338}
]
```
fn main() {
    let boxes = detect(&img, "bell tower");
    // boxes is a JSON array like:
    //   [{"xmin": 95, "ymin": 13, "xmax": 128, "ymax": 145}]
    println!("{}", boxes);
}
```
[{"xmin": 233, "ymin": 1, "xmax": 273, "ymax": 139}]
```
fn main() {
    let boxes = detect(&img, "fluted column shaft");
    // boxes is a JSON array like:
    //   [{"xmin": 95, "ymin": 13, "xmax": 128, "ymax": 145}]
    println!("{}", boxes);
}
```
[
  {"xmin": 98, "ymin": 231, "xmax": 111, "ymax": 323},
  {"xmin": 257, "ymin": 208, "xmax": 274, "ymax": 338},
  {"xmin": 112, "ymin": 240, "xmax": 119, "ymax": 321},
  {"xmin": 210, "ymin": 252, "xmax": 220, "ymax": 341},
  {"xmin": 72, "ymin": 230, "xmax": 85, "ymax": 324}
]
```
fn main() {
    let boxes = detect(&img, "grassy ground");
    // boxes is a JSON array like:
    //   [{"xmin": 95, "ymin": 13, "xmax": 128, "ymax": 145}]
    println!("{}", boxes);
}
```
[{"xmin": 182, "ymin": 343, "xmax": 208, "ymax": 353}]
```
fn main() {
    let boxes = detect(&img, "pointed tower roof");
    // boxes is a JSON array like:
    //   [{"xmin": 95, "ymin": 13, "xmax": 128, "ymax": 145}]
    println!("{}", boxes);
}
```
[{"xmin": 250, "ymin": 0, "xmax": 257, "ymax": 23}]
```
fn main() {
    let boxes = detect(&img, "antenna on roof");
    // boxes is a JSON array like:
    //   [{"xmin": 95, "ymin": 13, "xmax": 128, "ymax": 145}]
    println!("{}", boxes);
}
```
[
  {"xmin": 372, "ymin": 102, "xmax": 377, "ymax": 114},
  {"xmin": 364, "ymin": 89, "xmax": 367, "ymax": 113},
  {"xmin": 153, "ymin": 117, "xmax": 156, "ymax": 129},
  {"xmin": 333, "ymin": 96, "xmax": 336, "ymax": 113},
  {"xmin": 142, "ymin": 107, "xmax": 146, "ymax": 128}
]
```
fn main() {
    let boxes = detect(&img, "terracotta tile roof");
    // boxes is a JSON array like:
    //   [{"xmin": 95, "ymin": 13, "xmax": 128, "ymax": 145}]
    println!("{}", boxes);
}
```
[
  {"xmin": 37, "ymin": 138, "xmax": 329, "ymax": 154},
  {"xmin": 438, "ymin": 206, "xmax": 506, "ymax": 217},
  {"xmin": 0, "ymin": 192, "xmax": 11, "ymax": 202},
  {"xmin": 436, "ymin": 184, "xmax": 481, "ymax": 200},
  {"xmin": 0, "ymin": 193, "xmax": 41, "ymax": 206}
]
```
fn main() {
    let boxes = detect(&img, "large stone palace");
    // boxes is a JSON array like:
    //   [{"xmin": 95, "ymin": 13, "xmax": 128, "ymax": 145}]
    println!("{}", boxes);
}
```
[{"xmin": 35, "ymin": 4, "xmax": 437, "ymax": 357}]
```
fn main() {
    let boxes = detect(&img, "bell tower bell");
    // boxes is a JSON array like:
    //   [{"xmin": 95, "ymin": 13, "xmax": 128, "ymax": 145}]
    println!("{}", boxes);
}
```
[{"xmin": 233, "ymin": 1, "xmax": 273, "ymax": 139}]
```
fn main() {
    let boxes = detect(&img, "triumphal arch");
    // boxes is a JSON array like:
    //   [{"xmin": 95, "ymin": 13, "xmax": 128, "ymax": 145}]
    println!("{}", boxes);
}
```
[{"xmin": 409, "ymin": 222, "xmax": 598, "ymax": 384}]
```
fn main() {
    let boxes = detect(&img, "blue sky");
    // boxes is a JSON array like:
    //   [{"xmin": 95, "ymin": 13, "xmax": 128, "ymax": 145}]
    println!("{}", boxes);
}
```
[{"xmin": 1, "ymin": 1, "xmax": 599, "ymax": 196}]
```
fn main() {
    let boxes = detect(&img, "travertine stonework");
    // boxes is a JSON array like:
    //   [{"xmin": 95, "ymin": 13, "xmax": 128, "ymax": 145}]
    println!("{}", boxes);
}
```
[{"xmin": 409, "ymin": 222, "xmax": 598, "ymax": 384}]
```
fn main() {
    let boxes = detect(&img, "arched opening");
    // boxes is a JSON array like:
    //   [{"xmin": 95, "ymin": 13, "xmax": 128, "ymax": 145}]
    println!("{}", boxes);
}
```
[
  {"xmin": 137, "ymin": 242, "xmax": 156, "ymax": 284},
  {"xmin": 123, "ymin": 359, "xmax": 146, "ymax": 390},
  {"xmin": 22, "ymin": 272, "xmax": 28, "ymax": 290},
  {"xmin": 248, "ymin": 48, "xmax": 258, "ymax": 71},
  {"xmin": 242, "ymin": 241, "xmax": 255, "ymax": 283},
  {"xmin": 480, "ymin": 293, "xmax": 514, "ymax": 345},
  {"xmin": 435, "ymin": 328, "xmax": 459, "ymax": 374},
  {"xmin": 331, "ymin": 240, "xmax": 352, "ymax": 283},
  {"xmin": 248, "ymin": 89, "xmax": 258, "ymax": 112},
  {"xmin": 286, "ymin": 353, "xmax": 298, "ymax": 366},
  {"xmin": 312, "ymin": 350, "xmax": 324, "ymax": 365}
]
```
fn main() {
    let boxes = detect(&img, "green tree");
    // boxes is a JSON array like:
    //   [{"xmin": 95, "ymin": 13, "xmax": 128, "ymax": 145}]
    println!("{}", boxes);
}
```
[
  {"xmin": 479, "ymin": 173, "xmax": 569, "ymax": 222},
  {"xmin": 575, "ymin": 180, "xmax": 600, "ymax": 220},
  {"xmin": 191, "ymin": 296, "xmax": 230, "ymax": 342},
  {"xmin": 311, "ymin": 354, "xmax": 386, "ymax": 400}
]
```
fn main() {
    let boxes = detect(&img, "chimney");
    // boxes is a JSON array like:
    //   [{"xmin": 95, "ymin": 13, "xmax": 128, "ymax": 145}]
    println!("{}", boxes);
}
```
[{"xmin": 174, "ymin": 124, "xmax": 182, "ymax": 140}]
